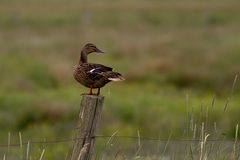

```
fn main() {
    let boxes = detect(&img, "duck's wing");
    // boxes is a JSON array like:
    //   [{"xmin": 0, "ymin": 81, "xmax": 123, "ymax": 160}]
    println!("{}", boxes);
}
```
[
  {"xmin": 81, "ymin": 63, "xmax": 113, "ymax": 72},
  {"xmin": 86, "ymin": 64, "xmax": 125, "ymax": 81},
  {"xmin": 88, "ymin": 63, "xmax": 113, "ymax": 71},
  {"xmin": 80, "ymin": 63, "xmax": 113, "ymax": 80}
]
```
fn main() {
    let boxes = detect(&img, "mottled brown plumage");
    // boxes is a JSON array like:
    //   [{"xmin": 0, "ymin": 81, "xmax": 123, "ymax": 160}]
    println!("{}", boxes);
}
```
[{"xmin": 73, "ymin": 43, "xmax": 124, "ymax": 95}]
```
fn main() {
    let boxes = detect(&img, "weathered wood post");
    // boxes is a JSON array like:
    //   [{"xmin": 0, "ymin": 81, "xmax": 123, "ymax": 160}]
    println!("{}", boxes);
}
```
[{"xmin": 70, "ymin": 94, "xmax": 104, "ymax": 160}]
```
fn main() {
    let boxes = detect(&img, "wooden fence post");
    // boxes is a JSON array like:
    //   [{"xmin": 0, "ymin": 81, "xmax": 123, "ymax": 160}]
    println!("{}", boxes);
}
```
[{"xmin": 70, "ymin": 94, "xmax": 104, "ymax": 160}]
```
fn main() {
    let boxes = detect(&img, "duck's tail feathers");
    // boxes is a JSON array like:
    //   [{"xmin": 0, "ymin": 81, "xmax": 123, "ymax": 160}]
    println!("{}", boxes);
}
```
[{"xmin": 107, "ymin": 72, "xmax": 125, "ymax": 81}]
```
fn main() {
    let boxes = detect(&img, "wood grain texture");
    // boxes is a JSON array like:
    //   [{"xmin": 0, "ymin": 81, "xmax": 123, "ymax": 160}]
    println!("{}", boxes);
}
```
[{"xmin": 70, "ymin": 94, "xmax": 104, "ymax": 160}]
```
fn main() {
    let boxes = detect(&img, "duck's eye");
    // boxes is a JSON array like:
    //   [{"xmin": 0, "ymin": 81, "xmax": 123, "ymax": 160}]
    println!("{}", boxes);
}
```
[{"xmin": 91, "ymin": 47, "xmax": 97, "ymax": 51}]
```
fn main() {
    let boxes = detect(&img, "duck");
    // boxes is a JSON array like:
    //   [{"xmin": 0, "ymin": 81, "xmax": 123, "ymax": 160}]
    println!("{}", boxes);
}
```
[{"xmin": 73, "ymin": 43, "xmax": 125, "ymax": 95}]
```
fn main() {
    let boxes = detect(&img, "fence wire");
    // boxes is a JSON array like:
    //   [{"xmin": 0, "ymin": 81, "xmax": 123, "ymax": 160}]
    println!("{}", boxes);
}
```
[{"xmin": 0, "ymin": 135, "xmax": 237, "ymax": 148}]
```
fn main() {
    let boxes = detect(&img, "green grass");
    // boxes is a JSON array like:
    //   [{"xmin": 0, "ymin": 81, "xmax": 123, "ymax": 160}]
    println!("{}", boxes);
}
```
[{"xmin": 0, "ymin": 0, "xmax": 240, "ymax": 159}]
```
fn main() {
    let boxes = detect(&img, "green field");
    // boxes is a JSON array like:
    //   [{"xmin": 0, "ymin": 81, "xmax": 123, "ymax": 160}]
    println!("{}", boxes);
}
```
[{"xmin": 0, "ymin": 0, "xmax": 240, "ymax": 159}]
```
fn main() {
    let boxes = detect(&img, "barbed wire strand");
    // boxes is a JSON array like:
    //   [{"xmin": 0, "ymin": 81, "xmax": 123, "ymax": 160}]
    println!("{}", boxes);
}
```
[{"xmin": 0, "ymin": 135, "xmax": 237, "ymax": 148}]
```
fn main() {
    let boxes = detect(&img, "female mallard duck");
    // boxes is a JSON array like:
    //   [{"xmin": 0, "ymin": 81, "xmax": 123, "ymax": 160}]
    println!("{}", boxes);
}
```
[{"xmin": 73, "ymin": 43, "xmax": 125, "ymax": 95}]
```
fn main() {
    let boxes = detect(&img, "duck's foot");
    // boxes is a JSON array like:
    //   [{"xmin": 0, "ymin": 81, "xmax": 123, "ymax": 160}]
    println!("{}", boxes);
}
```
[
  {"xmin": 89, "ymin": 87, "xmax": 93, "ymax": 95},
  {"xmin": 81, "ymin": 87, "xmax": 101, "ymax": 96},
  {"xmin": 81, "ymin": 93, "xmax": 99, "ymax": 96},
  {"xmin": 97, "ymin": 88, "xmax": 100, "ymax": 95}
]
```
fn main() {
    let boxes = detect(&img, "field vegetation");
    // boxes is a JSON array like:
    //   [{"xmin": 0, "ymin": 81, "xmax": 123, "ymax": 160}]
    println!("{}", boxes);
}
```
[{"xmin": 0, "ymin": 0, "xmax": 240, "ymax": 159}]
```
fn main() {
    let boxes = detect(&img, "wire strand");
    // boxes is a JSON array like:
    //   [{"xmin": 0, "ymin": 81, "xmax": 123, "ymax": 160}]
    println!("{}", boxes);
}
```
[{"xmin": 0, "ymin": 135, "xmax": 237, "ymax": 148}]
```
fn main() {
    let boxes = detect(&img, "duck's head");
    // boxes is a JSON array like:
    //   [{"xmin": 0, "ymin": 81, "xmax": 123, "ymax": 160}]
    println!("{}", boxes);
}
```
[{"xmin": 83, "ymin": 43, "xmax": 104, "ymax": 54}]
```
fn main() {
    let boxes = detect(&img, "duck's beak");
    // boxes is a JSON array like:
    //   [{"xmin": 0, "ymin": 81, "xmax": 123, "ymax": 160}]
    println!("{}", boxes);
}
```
[{"xmin": 96, "ymin": 48, "xmax": 105, "ymax": 53}]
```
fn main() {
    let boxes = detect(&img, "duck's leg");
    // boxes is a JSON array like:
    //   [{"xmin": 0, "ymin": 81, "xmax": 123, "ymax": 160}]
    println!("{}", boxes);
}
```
[
  {"xmin": 97, "ymin": 88, "xmax": 100, "ymax": 95},
  {"xmin": 89, "ymin": 86, "xmax": 93, "ymax": 95}
]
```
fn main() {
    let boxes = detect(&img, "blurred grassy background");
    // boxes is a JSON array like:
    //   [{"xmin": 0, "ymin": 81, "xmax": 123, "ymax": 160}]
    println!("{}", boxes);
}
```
[{"xmin": 0, "ymin": 0, "xmax": 240, "ymax": 158}]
